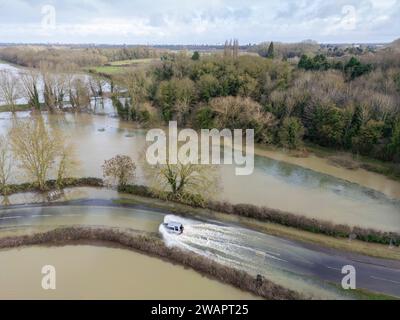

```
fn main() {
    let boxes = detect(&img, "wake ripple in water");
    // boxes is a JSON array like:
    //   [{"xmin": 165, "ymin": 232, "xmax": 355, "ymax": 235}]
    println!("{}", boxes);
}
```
[{"xmin": 159, "ymin": 215, "xmax": 351, "ymax": 299}]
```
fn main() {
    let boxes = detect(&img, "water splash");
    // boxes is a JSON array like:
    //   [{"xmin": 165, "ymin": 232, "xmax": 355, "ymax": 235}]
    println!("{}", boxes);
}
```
[{"xmin": 159, "ymin": 214, "xmax": 353, "ymax": 299}]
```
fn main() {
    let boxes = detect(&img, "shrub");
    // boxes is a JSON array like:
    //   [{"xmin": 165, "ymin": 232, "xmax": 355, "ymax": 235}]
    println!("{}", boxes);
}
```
[
  {"xmin": 278, "ymin": 117, "xmax": 305, "ymax": 149},
  {"xmin": 102, "ymin": 155, "xmax": 136, "ymax": 188}
]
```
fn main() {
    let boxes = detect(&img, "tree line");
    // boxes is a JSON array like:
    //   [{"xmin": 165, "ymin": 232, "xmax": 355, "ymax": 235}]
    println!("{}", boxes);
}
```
[
  {"xmin": 1, "ymin": 44, "xmax": 399, "ymax": 163},
  {"xmin": 0, "ymin": 64, "xmax": 109, "ymax": 113},
  {"xmin": 0, "ymin": 46, "xmax": 163, "ymax": 69},
  {"xmin": 111, "ymin": 50, "xmax": 400, "ymax": 162}
]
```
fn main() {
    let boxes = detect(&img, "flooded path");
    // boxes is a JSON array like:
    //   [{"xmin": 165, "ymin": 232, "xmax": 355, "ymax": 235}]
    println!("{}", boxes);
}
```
[
  {"xmin": 1, "ymin": 202, "xmax": 399, "ymax": 299},
  {"xmin": 161, "ymin": 214, "xmax": 400, "ymax": 299}
]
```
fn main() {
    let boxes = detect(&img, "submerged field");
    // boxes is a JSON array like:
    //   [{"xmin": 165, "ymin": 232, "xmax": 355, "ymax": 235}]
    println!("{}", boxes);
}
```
[
  {"xmin": 0, "ymin": 245, "xmax": 259, "ymax": 300},
  {"xmin": 0, "ymin": 111, "xmax": 399, "ymax": 232},
  {"xmin": 87, "ymin": 58, "xmax": 159, "ymax": 75}
]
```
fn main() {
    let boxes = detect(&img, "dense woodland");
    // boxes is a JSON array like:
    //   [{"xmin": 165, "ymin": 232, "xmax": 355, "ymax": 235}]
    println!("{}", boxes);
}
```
[
  {"xmin": 113, "ymin": 41, "xmax": 400, "ymax": 163},
  {"xmin": 1, "ymin": 41, "xmax": 400, "ymax": 163}
]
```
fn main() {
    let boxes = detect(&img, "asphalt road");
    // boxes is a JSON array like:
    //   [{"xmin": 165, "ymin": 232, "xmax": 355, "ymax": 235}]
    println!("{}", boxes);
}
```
[
  {"xmin": 162, "ymin": 214, "xmax": 400, "ymax": 298},
  {"xmin": 1, "ymin": 201, "xmax": 399, "ymax": 298}
]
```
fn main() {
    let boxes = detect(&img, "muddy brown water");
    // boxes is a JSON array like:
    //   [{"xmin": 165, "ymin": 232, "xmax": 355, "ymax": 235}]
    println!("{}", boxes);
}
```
[
  {"xmin": 0, "ymin": 245, "xmax": 259, "ymax": 299},
  {"xmin": 0, "ymin": 111, "xmax": 399, "ymax": 231},
  {"xmin": 1, "ymin": 62, "xmax": 399, "ymax": 300}
]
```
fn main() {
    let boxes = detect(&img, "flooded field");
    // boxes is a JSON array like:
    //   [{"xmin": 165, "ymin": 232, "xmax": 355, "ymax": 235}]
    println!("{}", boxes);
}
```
[
  {"xmin": 0, "ymin": 62, "xmax": 112, "ymax": 112},
  {"xmin": 1, "ymin": 110, "xmax": 399, "ymax": 231},
  {"xmin": 1, "ymin": 61, "xmax": 400, "ymax": 231},
  {"xmin": 0, "ymin": 245, "xmax": 258, "ymax": 300},
  {"xmin": 0, "ymin": 205, "xmax": 355, "ymax": 299}
]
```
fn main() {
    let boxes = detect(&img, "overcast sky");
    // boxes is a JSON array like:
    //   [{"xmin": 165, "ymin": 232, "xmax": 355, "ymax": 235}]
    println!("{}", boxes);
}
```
[{"xmin": 0, "ymin": 0, "xmax": 398, "ymax": 44}]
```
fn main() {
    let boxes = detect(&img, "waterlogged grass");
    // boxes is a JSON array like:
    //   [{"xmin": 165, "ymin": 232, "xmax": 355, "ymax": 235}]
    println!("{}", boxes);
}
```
[
  {"xmin": 109, "ymin": 58, "xmax": 157, "ymax": 66},
  {"xmin": 304, "ymin": 142, "xmax": 400, "ymax": 182},
  {"xmin": 330, "ymin": 283, "xmax": 399, "ymax": 300},
  {"xmin": 351, "ymin": 288, "xmax": 399, "ymax": 300},
  {"xmin": 88, "ymin": 66, "xmax": 127, "ymax": 75},
  {"xmin": 88, "ymin": 58, "xmax": 158, "ymax": 76},
  {"xmin": 0, "ymin": 104, "xmax": 31, "ymax": 112}
]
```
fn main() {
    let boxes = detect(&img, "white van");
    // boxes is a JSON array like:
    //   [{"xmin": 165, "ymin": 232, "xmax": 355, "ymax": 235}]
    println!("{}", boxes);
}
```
[{"xmin": 163, "ymin": 222, "xmax": 184, "ymax": 235}]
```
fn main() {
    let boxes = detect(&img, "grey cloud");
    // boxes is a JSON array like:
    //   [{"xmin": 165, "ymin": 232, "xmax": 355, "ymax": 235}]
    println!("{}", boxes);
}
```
[{"xmin": 0, "ymin": 0, "xmax": 398, "ymax": 43}]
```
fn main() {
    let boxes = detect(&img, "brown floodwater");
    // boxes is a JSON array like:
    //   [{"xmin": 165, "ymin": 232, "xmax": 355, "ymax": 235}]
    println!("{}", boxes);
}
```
[
  {"xmin": 2, "ymin": 63, "xmax": 399, "ymax": 300},
  {"xmin": 0, "ymin": 112, "xmax": 399, "ymax": 231},
  {"xmin": 0, "ymin": 205, "xmax": 351, "ymax": 299},
  {"xmin": 0, "ymin": 245, "xmax": 259, "ymax": 300},
  {"xmin": 255, "ymin": 147, "xmax": 400, "ymax": 199}
]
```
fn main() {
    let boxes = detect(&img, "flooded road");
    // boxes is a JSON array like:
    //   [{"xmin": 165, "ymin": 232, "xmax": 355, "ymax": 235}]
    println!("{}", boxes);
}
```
[
  {"xmin": 161, "ymin": 214, "xmax": 400, "ymax": 299},
  {"xmin": 0, "ymin": 205, "xmax": 164, "ymax": 236},
  {"xmin": 1, "ymin": 203, "xmax": 399, "ymax": 299}
]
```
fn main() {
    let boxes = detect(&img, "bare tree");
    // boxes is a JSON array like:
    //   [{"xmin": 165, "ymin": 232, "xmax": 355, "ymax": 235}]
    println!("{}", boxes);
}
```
[
  {"xmin": 41, "ymin": 68, "xmax": 57, "ymax": 112},
  {"xmin": 56, "ymin": 142, "xmax": 79, "ymax": 188},
  {"xmin": 69, "ymin": 78, "xmax": 90, "ymax": 111},
  {"xmin": 9, "ymin": 117, "xmax": 65, "ymax": 190},
  {"xmin": 233, "ymin": 39, "xmax": 239, "ymax": 59},
  {"xmin": 102, "ymin": 155, "xmax": 136, "ymax": 188},
  {"xmin": 0, "ymin": 135, "xmax": 13, "ymax": 195},
  {"xmin": 89, "ymin": 75, "xmax": 107, "ymax": 109},
  {"xmin": 21, "ymin": 71, "xmax": 41, "ymax": 110},
  {"xmin": 39, "ymin": 62, "xmax": 69, "ymax": 112},
  {"xmin": 145, "ymin": 156, "xmax": 219, "ymax": 204},
  {"xmin": 54, "ymin": 73, "xmax": 68, "ymax": 109},
  {"xmin": 0, "ymin": 70, "xmax": 21, "ymax": 113},
  {"xmin": 89, "ymin": 75, "xmax": 106, "ymax": 98}
]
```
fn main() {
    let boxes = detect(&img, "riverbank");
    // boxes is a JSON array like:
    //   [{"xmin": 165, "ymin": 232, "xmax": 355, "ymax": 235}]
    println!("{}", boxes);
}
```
[
  {"xmin": 0, "ymin": 226, "xmax": 302, "ymax": 300},
  {"xmin": 305, "ymin": 143, "xmax": 400, "ymax": 182}
]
